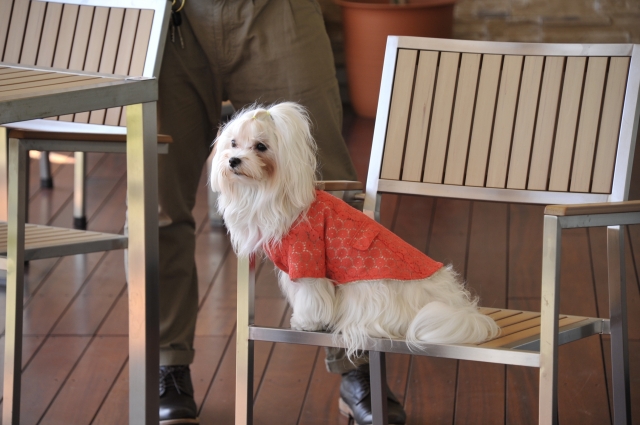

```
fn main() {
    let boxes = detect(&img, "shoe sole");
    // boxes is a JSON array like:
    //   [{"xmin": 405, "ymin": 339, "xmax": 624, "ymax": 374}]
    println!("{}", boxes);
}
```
[
  {"xmin": 339, "ymin": 397, "xmax": 406, "ymax": 425},
  {"xmin": 159, "ymin": 418, "xmax": 199, "ymax": 425}
]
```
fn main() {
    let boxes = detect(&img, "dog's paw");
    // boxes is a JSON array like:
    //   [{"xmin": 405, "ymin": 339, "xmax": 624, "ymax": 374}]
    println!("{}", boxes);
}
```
[{"xmin": 290, "ymin": 316, "xmax": 326, "ymax": 332}]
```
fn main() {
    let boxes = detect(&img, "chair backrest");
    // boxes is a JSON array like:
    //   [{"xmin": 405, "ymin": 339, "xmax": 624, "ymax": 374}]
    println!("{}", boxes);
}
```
[
  {"xmin": 364, "ymin": 37, "xmax": 640, "ymax": 217},
  {"xmin": 0, "ymin": 0, "xmax": 170, "ymax": 126}
]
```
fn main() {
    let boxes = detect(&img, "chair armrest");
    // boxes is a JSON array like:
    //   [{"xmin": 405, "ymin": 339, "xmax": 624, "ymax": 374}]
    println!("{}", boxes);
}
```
[
  {"xmin": 545, "ymin": 200, "xmax": 640, "ymax": 216},
  {"xmin": 315, "ymin": 180, "xmax": 364, "ymax": 191}
]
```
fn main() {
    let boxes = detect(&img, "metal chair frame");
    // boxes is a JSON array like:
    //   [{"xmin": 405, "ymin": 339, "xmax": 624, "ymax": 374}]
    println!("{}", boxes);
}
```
[{"xmin": 235, "ymin": 37, "xmax": 640, "ymax": 425}]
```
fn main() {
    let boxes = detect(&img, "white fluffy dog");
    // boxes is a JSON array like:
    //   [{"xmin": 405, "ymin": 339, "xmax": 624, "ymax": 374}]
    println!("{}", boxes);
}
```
[{"xmin": 210, "ymin": 102, "xmax": 499, "ymax": 358}]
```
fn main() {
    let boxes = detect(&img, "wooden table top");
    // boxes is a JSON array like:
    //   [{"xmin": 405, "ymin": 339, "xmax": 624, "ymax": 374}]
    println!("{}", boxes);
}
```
[{"xmin": 0, "ymin": 63, "xmax": 157, "ymax": 125}]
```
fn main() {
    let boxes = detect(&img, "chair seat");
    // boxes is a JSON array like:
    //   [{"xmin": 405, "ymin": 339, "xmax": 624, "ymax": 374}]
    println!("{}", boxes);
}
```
[
  {"xmin": 477, "ymin": 307, "xmax": 603, "ymax": 350},
  {"xmin": 0, "ymin": 222, "xmax": 127, "ymax": 264},
  {"xmin": 246, "ymin": 307, "xmax": 604, "ymax": 368}
]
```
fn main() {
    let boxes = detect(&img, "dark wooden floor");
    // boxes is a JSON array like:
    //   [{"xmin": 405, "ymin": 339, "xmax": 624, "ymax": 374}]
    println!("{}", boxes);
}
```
[{"xmin": 0, "ymin": 109, "xmax": 639, "ymax": 425}]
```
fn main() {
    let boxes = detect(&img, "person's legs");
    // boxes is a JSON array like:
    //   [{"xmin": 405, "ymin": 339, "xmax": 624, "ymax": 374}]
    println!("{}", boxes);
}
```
[
  {"xmin": 223, "ymin": 0, "xmax": 357, "ymax": 181},
  {"xmin": 156, "ymin": 3, "xmax": 223, "ymax": 423}
]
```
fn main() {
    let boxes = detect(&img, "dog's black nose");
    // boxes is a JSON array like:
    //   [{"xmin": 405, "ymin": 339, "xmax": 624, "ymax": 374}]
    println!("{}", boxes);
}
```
[{"xmin": 229, "ymin": 157, "xmax": 241, "ymax": 168}]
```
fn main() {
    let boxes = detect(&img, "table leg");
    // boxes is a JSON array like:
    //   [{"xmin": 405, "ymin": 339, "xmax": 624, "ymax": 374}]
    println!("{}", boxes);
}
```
[
  {"xmin": 2, "ymin": 138, "xmax": 27, "ymax": 425},
  {"xmin": 126, "ymin": 102, "xmax": 160, "ymax": 425}
]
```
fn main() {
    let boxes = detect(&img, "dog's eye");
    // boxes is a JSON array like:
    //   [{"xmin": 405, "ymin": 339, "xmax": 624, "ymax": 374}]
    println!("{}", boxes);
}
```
[
  {"xmin": 231, "ymin": 139, "xmax": 237, "ymax": 148},
  {"xmin": 255, "ymin": 143, "xmax": 268, "ymax": 152}
]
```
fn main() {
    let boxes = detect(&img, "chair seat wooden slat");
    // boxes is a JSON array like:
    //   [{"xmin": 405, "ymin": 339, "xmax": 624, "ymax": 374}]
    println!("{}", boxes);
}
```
[
  {"xmin": 481, "ymin": 315, "xmax": 590, "ymax": 348},
  {"xmin": 0, "ymin": 223, "xmax": 127, "ymax": 262}
]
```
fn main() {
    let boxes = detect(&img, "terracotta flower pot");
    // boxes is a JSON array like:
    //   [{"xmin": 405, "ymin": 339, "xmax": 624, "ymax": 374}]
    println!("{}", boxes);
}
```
[{"xmin": 335, "ymin": 0, "xmax": 456, "ymax": 118}]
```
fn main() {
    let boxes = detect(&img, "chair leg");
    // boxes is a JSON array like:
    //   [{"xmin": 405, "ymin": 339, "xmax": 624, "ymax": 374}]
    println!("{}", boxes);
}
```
[
  {"xmin": 3, "ymin": 138, "xmax": 28, "ymax": 425},
  {"xmin": 73, "ymin": 152, "xmax": 87, "ymax": 229},
  {"xmin": 370, "ymin": 351, "xmax": 389, "ymax": 425},
  {"xmin": 236, "ymin": 256, "xmax": 256, "ymax": 425},
  {"xmin": 607, "ymin": 225, "xmax": 631, "ymax": 425},
  {"xmin": 539, "ymin": 215, "xmax": 561, "ymax": 425},
  {"xmin": 39, "ymin": 152, "xmax": 53, "ymax": 188}
]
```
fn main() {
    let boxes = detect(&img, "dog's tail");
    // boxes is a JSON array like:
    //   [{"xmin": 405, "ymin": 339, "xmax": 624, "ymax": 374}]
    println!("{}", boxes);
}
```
[{"xmin": 406, "ymin": 301, "xmax": 500, "ymax": 347}]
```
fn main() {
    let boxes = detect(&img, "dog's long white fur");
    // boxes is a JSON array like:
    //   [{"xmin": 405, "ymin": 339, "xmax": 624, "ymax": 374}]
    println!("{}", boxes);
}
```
[{"xmin": 210, "ymin": 102, "xmax": 500, "ymax": 360}]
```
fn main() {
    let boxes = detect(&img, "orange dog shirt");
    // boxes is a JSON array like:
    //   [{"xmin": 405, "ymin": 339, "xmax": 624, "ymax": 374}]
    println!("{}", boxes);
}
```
[{"xmin": 265, "ymin": 190, "xmax": 443, "ymax": 284}]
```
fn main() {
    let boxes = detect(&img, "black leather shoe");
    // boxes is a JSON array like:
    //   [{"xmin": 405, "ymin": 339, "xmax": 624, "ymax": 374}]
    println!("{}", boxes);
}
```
[
  {"xmin": 159, "ymin": 365, "xmax": 199, "ymax": 425},
  {"xmin": 339, "ymin": 364, "xmax": 407, "ymax": 425}
]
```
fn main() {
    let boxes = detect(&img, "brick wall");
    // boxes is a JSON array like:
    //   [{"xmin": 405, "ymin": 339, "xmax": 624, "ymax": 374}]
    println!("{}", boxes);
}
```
[{"xmin": 454, "ymin": 0, "xmax": 640, "ymax": 43}]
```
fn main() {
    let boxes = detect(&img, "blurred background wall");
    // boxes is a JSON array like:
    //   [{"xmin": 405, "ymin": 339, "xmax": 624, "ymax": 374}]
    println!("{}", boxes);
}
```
[{"xmin": 319, "ymin": 0, "xmax": 640, "ymax": 102}]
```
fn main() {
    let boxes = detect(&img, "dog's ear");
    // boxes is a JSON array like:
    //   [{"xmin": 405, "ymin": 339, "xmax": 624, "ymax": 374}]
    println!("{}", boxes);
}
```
[{"xmin": 267, "ymin": 102, "xmax": 318, "ymax": 208}]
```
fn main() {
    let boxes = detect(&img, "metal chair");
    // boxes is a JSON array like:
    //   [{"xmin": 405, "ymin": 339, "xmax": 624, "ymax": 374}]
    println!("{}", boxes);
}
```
[
  {"xmin": 0, "ymin": 0, "xmax": 172, "ymax": 229},
  {"xmin": 235, "ymin": 36, "xmax": 640, "ymax": 425}
]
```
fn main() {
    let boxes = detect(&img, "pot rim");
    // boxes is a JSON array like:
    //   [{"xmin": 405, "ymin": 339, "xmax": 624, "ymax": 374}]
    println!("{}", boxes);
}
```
[{"xmin": 334, "ymin": 0, "xmax": 456, "ymax": 9}]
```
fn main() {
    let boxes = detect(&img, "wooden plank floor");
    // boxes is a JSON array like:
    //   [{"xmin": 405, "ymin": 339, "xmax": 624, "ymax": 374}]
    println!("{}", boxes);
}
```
[{"xmin": 0, "ymin": 109, "xmax": 639, "ymax": 424}]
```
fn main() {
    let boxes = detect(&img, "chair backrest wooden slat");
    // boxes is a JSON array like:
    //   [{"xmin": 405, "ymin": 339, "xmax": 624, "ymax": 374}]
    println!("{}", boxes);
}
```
[
  {"xmin": 58, "ymin": 4, "xmax": 95, "ymax": 122},
  {"xmin": 548, "ymin": 57, "xmax": 586, "ymax": 191},
  {"xmin": 105, "ymin": 8, "xmax": 141, "ymax": 126},
  {"xmin": 73, "ymin": 5, "xmax": 109, "ymax": 123},
  {"xmin": 52, "ymin": 4, "xmax": 79, "ymax": 69},
  {"xmin": 444, "ymin": 53, "xmax": 480, "ymax": 185},
  {"xmin": 58, "ymin": 6, "xmax": 95, "ymax": 122},
  {"xmin": 507, "ymin": 55, "xmax": 544, "ymax": 190},
  {"xmin": 570, "ymin": 57, "xmax": 608, "ymax": 192},
  {"xmin": 20, "ymin": 0, "xmax": 47, "ymax": 66},
  {"xmin": 367, "ymin": 37, "xmax": 637, "ymax": 210},
  {"xmin": 401, "ymin": 50, "xmax": 437, "ymax": 182},
  {"xmin": 89, "ymin": 7, "xmax": 125, "ymax": 125},
  {"xmin": 380, "ymin": 48, "xmax": 416, "ymax": 181},
  {"xmin": 592, "ymin": 57, "xmax": 631, "ymax": 193},
  {"xmin": 423, "ymin": 51, "xmax": 459, "ymax": 183},
  {"xmin": 527, "ymin": 56, "xmax": 565, "ymax": 191},
  {"xmin": 0, "ymin": 0, "xmax": 14, "ymax": 59},
  {"xmin": 120, "ymin": 8, "xmax": 154, "ymax": 126},
  {"xmin": 3, "ymin": 0, "xmax": 30, "ymax": 63},
  {"xmin": 486, "ymin": 55, "xmax": 523, "ymax": 189},
  {"xmin": 465, "ymin": 54, "xmax": 502, "ymax": 187},
  {"xmin": 35, "ymin": 2, "xmax": 62, "ymax": 67}
]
